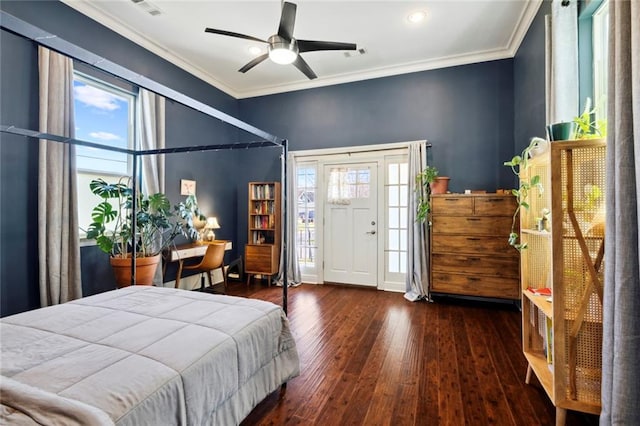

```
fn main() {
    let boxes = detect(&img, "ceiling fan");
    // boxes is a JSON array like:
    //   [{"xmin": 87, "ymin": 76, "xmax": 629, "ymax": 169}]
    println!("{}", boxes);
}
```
[{"xmin": 204, "ymin": 1, "xmax": 357, "ymax": 80}]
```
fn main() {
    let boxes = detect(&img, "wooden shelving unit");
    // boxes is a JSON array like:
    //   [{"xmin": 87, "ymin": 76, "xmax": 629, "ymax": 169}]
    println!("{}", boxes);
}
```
[
  {"xmin": 245, "ymin": 182, "xmax": 281, "ymax": 284},
  {"xmin": 520, "ymin": 139, "xmax": 606, "ymax": 425}
]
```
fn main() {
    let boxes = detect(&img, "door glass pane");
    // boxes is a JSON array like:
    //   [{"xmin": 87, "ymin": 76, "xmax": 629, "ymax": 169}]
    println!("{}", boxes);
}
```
[
  {"xmin": 386, "ymin": 159, "xmax": 408, "ymax": 280},
  {"xmin": 296, "ymin": 165, "xmax": 317, "ymax": 270}
]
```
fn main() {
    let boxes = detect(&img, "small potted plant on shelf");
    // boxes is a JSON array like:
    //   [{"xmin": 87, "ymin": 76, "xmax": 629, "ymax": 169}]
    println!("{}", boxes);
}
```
[
  {"xmin": 503, "ymin": 137, "xmax": 546, "ymax": 251},
  {"xmin": 86, "ymin": 177, "xmax": 205, "ymax": 287},
  {"xmin": 573, "ymin": 97, "xmax": 607, "ymax": 140}
]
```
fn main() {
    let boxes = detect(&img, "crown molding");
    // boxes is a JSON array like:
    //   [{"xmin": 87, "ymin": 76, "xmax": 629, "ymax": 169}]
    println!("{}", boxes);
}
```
[
  {"xmin": 506, "ymin": 0, "xmax": 543, "ymax": 56},
  {"xmin": 60, "ymin": 0, "xmax": 240, "ymax": 98}
]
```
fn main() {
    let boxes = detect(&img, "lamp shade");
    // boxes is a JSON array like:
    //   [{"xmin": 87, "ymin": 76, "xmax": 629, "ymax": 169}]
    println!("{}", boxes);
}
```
[{"xmin": 204, "ymin": 217, "xmax": 220, "ymax": 229}]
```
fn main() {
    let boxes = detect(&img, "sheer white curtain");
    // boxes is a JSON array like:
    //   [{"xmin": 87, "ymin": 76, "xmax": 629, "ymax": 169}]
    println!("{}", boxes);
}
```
[
  {"xmin": 600, "ymin": 1, "xmax": 640, "ymax": 424},
  {"xmin": 545, "ymin": 0, "xmax": 579, "ymax": 124},
  {"xmin": 137, "ymin": 88, "xmax": 165, "ymax": 285},
  {"xmin": 38, "ymin": 46, "xmax": 82, "ymax": 306},
  {"xmin": 404, "ymin": 141, "xmax": 429, "ymax": 301},
  {"xmin": 276, "ymin": 152, "xmax": 301, "ymax": 287},
  {"xmin": 326, "ymin": 167, "xmax": 352, "ymax": 204}
]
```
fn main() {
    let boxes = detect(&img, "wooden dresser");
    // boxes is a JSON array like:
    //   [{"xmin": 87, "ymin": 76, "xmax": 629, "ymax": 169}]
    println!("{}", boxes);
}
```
[{"xmin": 430, "ymin": 193, "xmax": 519, "ymax": 299}]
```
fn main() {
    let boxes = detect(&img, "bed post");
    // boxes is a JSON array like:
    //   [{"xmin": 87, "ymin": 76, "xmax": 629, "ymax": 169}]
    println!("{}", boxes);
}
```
[
  {"xmin": 282, "ymin": 139, "xmax": 288, "ymax": 315},
  {"xmin": 130, "ymin": 152, "xmax": 138, "ymax": 286}
]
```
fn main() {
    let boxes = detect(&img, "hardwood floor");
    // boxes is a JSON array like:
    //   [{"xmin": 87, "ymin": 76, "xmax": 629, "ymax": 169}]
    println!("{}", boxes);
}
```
[{"xmin": 224, "ymin": 282, "xmax": 598, "ymax": 426}]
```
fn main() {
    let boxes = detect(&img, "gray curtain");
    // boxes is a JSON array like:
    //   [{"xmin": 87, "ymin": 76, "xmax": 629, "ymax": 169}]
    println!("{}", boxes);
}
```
[
  {"xmin": 404, "ymin": 140, "xmax": 429, "ymax": 301},
  {"xmin": 276, "ymin": 152, "xmax": 302, "ymax": 287},
  {"xmin": 38, "ymin": 46, "xmax": 82, "ymax": 306},
  {"xmin": 600, "ymin": 1, "xmax": 640, "ymax": 424},
  {"xmin": 138, "ymin": 88, "xmax": 165, "ymax": 285},
  {"xmin": 545, "ymin": 0, "xmax": 579, "ymax": 124}
]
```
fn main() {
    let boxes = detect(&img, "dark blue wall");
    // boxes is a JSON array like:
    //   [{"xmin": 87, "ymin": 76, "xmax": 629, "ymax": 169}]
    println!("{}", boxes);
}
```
[
  {"xmin": 240, "ymin": 60, "xmax": 515, "ymax": 194},
  {"xmin": 0, "ymin": 30, "xmax": 40, "ymax": 315},
  {"xmin": 514, "ymin": 0, "xmax": 551, "ymax": 158},
  {"xmin": 1, "ymin": 0, "xmax": 549, "ymax": 316},
  {"xmin": 0, "ymin": 0, "xmax": 248, "ymax": 315}
]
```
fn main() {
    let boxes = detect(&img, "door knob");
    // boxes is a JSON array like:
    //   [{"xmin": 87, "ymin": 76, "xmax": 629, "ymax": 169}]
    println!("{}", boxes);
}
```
[{"xmin": 366, "ymin": 230, "xmax": 376, "ymax": 235}]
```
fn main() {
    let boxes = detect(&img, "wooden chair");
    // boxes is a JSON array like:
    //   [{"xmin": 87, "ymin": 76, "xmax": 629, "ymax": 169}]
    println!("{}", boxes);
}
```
[{"xmin": 181, "ymin": 241, "xmax": 227, "ymax": 291}]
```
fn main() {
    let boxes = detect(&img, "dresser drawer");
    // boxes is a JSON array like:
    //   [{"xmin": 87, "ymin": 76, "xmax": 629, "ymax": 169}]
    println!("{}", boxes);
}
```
[
  {"xmin": 431, "ymin": 253, "xmax": 519, "ymax": 279},
  {"xmin": 474, "ymin": 196, "xmax": 517, "ymax": 216},
  {"xmin": 431, "ymin": 272, "xmax": 520, "ymax": 299},
  {"xmin": 431, "ymin": 196, "xmax": 473, "ymax": 215},
  {"xmin": 432, "ymin": 235, "xmax": 515, "ymax": 256},
  {"xmin": 431, "ymin": 215, "xmax": 513, "ymax": 236}
]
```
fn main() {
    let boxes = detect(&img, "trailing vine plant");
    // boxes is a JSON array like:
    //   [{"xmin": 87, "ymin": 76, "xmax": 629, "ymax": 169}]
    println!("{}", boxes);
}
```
[
  {"xmin": 503, "ymin": 137, "xmax": 546, "ymax": 251},
  {"xmin": 415, "ymin": 166, "xmax": 439, "ymax": 223}
]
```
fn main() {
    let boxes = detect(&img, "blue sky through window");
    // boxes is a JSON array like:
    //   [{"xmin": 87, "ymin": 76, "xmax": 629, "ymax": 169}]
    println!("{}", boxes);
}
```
[{"xmin": 73, "ymin": 78, "xmax": 131, "ymax": 174}]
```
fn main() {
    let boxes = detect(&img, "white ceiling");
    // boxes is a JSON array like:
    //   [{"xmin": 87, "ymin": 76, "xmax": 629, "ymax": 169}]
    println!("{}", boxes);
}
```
[{"xmin": 61, "ymin": 0, "xmax": 541, "ymax": 99}]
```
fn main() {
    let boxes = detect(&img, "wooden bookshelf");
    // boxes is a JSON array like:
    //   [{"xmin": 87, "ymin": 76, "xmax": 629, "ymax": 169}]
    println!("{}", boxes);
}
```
[
  {"xmin": 245, "ymin": 182, "xmax": 281, "ymax": 285},
  {"xmin": 520, "ymin": 139, "xmax": 606, "ymax": 425}
]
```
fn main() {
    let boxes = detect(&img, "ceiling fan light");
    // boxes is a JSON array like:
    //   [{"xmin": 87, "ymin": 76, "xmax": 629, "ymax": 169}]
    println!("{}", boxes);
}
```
[
  {"xmin": 268, "ymin": 35, "xmax": 298, "ymax": 64},
  {"xmin": 269, "ymin": 48, "xmax": 297, "ymax": 64}
]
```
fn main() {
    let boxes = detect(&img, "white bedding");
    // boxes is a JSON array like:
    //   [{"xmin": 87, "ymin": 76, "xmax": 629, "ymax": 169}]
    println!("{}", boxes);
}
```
[{"xmin": 0, "ymin": 286, "xmax": 300, "ymax": 425}]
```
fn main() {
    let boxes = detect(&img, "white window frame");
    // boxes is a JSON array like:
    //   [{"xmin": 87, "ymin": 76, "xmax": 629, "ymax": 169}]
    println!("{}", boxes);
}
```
[
  {"xmin": 74, "ymin": 71, "xmax": 137, "ymax": 241},
  {"xmin": 592, "ymin": 0, "xmax": 609, "ymax": 124}
]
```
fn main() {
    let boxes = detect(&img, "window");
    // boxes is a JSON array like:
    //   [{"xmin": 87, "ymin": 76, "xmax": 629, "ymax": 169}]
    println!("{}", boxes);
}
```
[
  {"xmin": 296, "ymin": 164, "xmax": 317, "ymax": 270},
  {"xmin": 326, "ymin": 167, "xmax": 370, "ymax": 204},
  {"xmin": 592, "ymin": 0, "xmax": 609, "ymax": 124},
  {"xmin": 73, "ymin": 72, "xmax": 136, "ymax": 236},
  {"xmin": 385, "ymin": 158, "xmax": 408, "ymax": 276}
]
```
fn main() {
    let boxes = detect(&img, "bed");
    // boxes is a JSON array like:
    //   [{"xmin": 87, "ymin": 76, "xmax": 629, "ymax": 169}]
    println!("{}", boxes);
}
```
[{"xmin": 0, "ymin": 286, "xmax": 300, "ymax": 425}]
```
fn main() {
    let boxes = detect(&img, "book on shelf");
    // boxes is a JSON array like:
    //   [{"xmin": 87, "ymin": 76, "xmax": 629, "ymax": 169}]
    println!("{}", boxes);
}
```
[
  {"xmin": 527, "ymin": 287, "xmax": 552, "ymax": 297},
  {"xmin": 545, "ymin": 316, "xmax": 553, "ymax": 364}
]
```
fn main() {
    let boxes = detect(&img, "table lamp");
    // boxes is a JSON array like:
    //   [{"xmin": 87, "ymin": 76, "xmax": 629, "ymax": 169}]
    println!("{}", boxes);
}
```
[{"xmin": 204, "ymin": 217, "xmax": 220, "ymax": 241}]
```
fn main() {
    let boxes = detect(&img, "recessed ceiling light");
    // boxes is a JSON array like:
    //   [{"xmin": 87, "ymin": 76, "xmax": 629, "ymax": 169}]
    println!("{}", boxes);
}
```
[
  {"xmin": 248, "ymin": 46, "xmax": 263, "ymax": 55},
  {"xmin": 407, "ymin": 10, "xmax": 427, "ymax": 24}
]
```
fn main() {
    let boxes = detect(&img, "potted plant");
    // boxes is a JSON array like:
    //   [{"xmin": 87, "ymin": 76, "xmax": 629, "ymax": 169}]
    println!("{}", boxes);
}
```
[
  {"xmin": 415, "ymin": 166, "xmax": 439, "ymax": 223},
  {"xmin": 573, "ymin": 97, "xmax": 607, "ymax": 139},
  {"xmin": 503, "ymin": 137, "xmax": 546, "ymax": 250},
  {"xmin": 86, "ymin": 177, "xmax": 205, "ymax": 287}
]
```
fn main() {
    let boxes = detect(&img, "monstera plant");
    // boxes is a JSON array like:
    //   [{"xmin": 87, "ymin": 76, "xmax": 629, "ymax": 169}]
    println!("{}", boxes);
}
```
[{"xmin": 86, "ymin": 177, "xmax": 204, "ymax": 286}]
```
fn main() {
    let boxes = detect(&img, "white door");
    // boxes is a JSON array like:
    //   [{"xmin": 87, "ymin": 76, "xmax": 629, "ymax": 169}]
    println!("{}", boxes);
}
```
[{"xmin": 323, "ymin": 163, "xmax": 378, "ymax": 286}]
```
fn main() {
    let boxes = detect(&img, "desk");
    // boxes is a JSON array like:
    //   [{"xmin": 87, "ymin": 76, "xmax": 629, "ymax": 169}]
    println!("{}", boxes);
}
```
[{"xmin": 164, "ymin": 241, "xmax": 232, "ymax": 289}]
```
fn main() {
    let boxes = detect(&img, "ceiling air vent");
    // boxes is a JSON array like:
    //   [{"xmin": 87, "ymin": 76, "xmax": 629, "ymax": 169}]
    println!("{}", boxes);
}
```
[
  {"xmin": 344, "ymin": 48, "xmax": 367, "ymax": 58},
  {"xmin": 130, "ymin": 0, "xmax": 162, "ymax": 16}
]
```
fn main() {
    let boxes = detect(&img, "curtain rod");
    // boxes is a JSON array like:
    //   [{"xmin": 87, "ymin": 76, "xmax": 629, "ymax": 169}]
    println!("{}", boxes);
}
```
[
  {"xmin": 292, "ymin": 141, "xmax": 432, "ymax": 158},
  {"xmin": 0, "ymin": 11, "xmax": 283, "ymax": 147}
]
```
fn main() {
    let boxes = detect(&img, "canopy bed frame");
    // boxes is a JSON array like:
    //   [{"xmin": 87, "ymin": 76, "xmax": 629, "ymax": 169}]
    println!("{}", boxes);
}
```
[
  {"xmin": 0, "ymin": 10, "xmax": 291, "ymax": 313},
  {"xmin": 0, "ymin": 11, "xmax": 298, "ymax": 425}
]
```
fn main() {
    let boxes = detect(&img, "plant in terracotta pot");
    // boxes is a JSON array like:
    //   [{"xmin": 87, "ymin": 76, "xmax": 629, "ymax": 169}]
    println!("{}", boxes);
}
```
[{"xmin": 86, "ymin": 177, "xmax": 204, "ymax": 287}]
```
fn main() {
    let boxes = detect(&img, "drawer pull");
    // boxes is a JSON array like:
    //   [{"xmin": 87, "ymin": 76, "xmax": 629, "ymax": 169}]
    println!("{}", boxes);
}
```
[
  {"xmin": 466, "ymin": 218, "xmax": 481, "ymax": 221},
  {"xmin": 467, "ymin": 277, "xmax": 481, "ymax": 282},
  {"xmin": 467, "ymin": 257, "xmax": 481, "ymax": 262},
  {"xmin": 466, "ymin": 237, "xmax": 481, "ymax": 241},
  {"xmin": 486, "ymin": 198, "xmax": 505, "ymax": 202},
  {"xmin": 444, "ymin": 198, "xmax": 460, "ymax": 202}
]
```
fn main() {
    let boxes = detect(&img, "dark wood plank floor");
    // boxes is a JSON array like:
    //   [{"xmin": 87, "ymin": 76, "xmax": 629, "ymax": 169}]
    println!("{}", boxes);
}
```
[{"xmin": 223, "ymin": 281, "xmax": 598, "ymax": 426}]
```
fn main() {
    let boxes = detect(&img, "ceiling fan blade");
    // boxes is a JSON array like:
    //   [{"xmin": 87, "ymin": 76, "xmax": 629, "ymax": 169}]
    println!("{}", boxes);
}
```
[
  {"xmin": 297, "ymin": 40, "xmax": 357, "ymax": 53},
  {"xmin": 239, "ymin": 53, "xmax": 269, "ymax": 73},
  {"xmin": 277, "ymin": 2, "xmax": 297, "ymax": 41},
  {"xmin": 205, "ymin": 28, "xmax": 267, "ymax": 44},
  {"xmin": 293, "ymin": 55, "xmax": 317, "ymax": 80}
]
